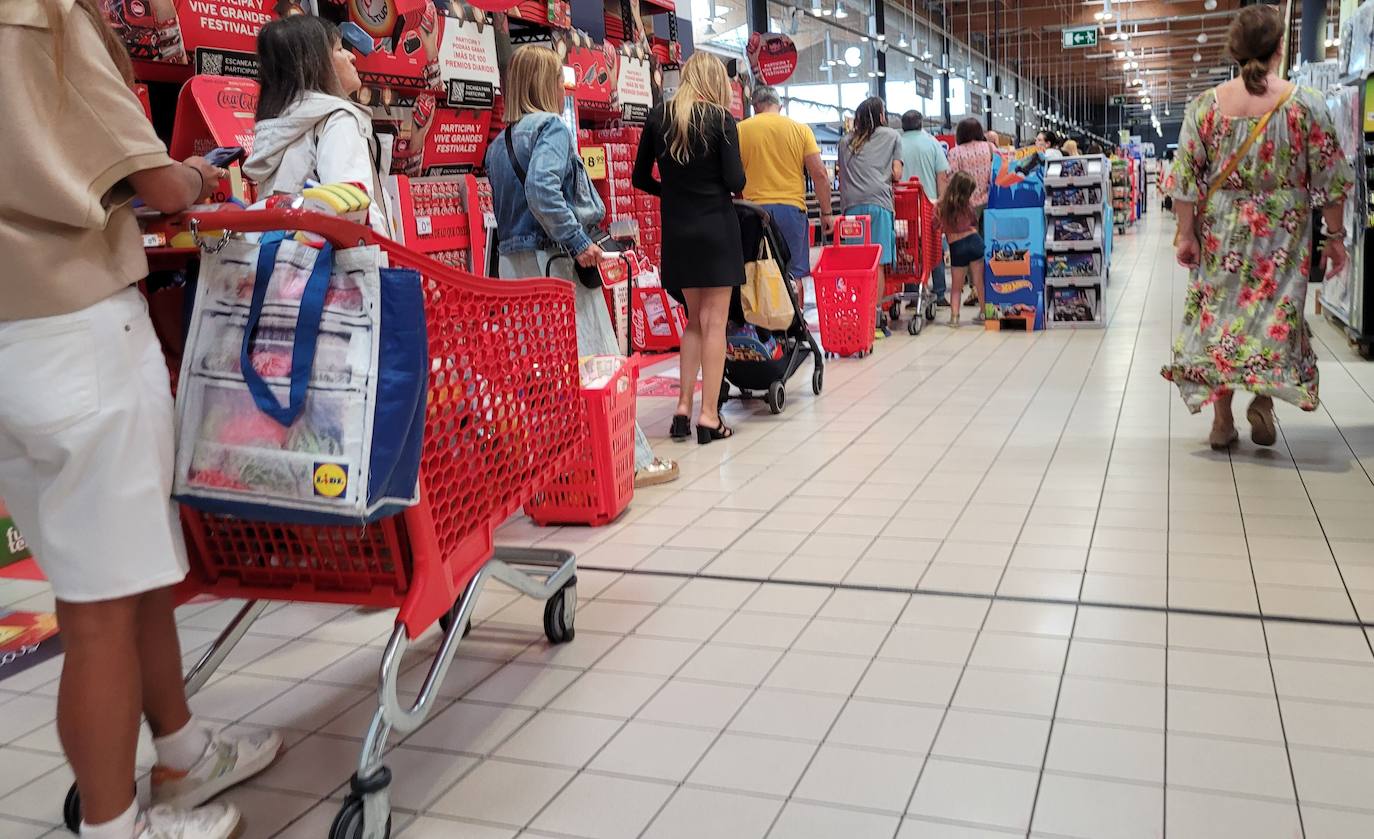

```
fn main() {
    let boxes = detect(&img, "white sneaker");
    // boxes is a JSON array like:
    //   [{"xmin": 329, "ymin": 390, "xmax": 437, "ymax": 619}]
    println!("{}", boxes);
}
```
[
  {"xmin": 134, "ymin": 803, "xmax": 242, "ymax": 839},
  {"xmin": 150, "ymin": 728, "xmax": 282, "ymax": 810}
]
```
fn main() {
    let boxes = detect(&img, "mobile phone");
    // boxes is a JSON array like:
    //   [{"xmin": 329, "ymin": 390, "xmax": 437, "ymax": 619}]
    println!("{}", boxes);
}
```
[{"xmin": 204, "ymin": 146, "xmax": 246, "ymax": 167}]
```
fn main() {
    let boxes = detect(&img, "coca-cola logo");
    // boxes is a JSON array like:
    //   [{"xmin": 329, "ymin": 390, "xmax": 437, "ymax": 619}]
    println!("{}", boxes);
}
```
[{"xmin": 216, "ymin": 89, "xmax": 259, "ymax": 111}]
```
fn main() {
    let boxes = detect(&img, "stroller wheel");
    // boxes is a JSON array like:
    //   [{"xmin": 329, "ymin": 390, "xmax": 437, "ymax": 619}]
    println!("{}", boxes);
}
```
[
  {"xmin": 812, "ymin": 367, "xmax": 823, "ymax": 395},
  {"xmin": 766, "ymin": 381, "xmax": 786, "ymax": 414}
]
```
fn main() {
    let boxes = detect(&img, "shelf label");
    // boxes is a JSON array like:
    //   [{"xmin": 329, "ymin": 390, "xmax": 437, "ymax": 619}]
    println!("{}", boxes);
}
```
[{"xmin": 582, "ymin": 146, "xmax": 607, "ymax": 180}]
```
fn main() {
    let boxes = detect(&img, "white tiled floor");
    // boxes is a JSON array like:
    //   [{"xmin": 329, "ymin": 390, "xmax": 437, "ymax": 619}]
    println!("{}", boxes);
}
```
[{"xmin": 3, "ymin": 203, "xmax": 1374, "ymax": 837}]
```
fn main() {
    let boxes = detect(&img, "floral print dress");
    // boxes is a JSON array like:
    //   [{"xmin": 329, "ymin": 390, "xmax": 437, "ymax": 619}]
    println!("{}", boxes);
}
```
[{"xmin": 1160, "ymin": 85, "xmax": 1352, "ymax": 413}]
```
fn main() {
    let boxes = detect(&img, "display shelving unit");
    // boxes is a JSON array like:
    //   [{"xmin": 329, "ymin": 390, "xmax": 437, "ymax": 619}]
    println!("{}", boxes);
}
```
[{"xmin": 1043, "ymin": 154, "xmax": 1110, "ymax": 328}]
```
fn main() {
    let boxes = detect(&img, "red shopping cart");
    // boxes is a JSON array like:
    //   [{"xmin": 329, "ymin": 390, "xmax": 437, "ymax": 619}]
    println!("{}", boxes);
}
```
[
  {"xmin": 525, "ymin": 356, "xmax": 639, "ymax": 526},
  {"xmin": 61, "ymin": 209, "xmax": 585, "ymax": 839},
  {"xmin": 813, "ymin": 215, "xmax": 882, "ymax": 359},
  {"xmin": 885, "ymin": 180, "xmax": 943, "ymax": 335}
]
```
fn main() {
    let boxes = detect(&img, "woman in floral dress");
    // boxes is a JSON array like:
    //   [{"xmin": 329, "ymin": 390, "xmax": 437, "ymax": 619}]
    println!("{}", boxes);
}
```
[{"xmin": 1162, "ymin": 4, "xmax": 1350, "ymax": 450}]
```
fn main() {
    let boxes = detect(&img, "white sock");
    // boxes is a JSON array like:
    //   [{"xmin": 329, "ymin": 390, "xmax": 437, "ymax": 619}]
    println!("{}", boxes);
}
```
[
  {"xmin": 153, "ymin": 719, "xmax": 211, "ymax": 771},
  {"xmin": 80, "ymin": 799, "xmax": 137, "ymax": 839}
]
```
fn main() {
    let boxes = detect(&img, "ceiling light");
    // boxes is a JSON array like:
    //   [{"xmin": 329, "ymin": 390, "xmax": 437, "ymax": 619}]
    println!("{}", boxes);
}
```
[
  {"xmin": 867, "ymin": 71, "xmax": 876, "ymax": 77},
  {"xmin": 819, "ymin": 7, "xmax": 830, "ymax": 14},
  {"xmin": 834, "ymin": 5, "xmax": 847, "ymax": 18},
  {"xmin": 844, "ymin": 46, "xmax": 862, "ymax": 66},
  {"xmin": 1126, "ymin": 50, "xmax": 1134, "ymax": 58},
  {"xmin": 1143, "ymin": 103, "xmax": 1151, "ymax": 111},
  {"xmin": 848, "ymin": 70, "xmax": 857, "ymax": 77},
  {"xmin": 1204, "ymin": 0, "xmax": 1217, "ymax": 9},
  {"xmin": 897, "ymin": 33, "xmax": 909, "ymax": 48},
  {"xmin": 1193, "ymin": 51, "xmax": 1202, "ymax": 62},
  {"xmin": 875, "ymin": 33, "xmax": 885, "ymax": 41},
  {"xmin": 1134, "ymin": 77, "xmax": 1145, "ymax": 85},
  {"xmin": 1197, "ymin": 32, "xmax": 1208, "ymax": 44},
  {"xmin": 1094, "ymin": 11, "xmax": 1105, "ymax": 20},
  {"xmin": 1191, "ymin": 70, "xmax": 1199, "ymax": 78},
  {"xmin": 907, "ymin": 55, "xmax": 915, "ymax": 62}
]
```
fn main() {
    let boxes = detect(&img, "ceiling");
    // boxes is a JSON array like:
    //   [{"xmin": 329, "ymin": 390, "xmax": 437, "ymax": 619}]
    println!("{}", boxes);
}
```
[{"xmin": 932, "ymin": 0, "xmax": 1333, "ymax": 123}]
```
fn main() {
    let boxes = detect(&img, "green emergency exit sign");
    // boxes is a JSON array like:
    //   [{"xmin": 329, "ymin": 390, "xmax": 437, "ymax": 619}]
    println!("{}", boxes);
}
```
[{"xmin": 1063, "ymin": 27, "xmax": 1098, "ymax": 48}]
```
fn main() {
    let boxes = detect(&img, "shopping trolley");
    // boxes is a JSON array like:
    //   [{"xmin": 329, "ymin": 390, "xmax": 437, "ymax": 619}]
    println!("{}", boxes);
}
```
[
  {"xmin": 60, "ymin": 209, "xmax": 585, "ymax": 839},
  {"xmin": 813, "ymin": 215, "xmax": 882, "ymax": 358},
  {"xmin": 885, "ymin": 181, "xmax": 942, "ymax": 335}
]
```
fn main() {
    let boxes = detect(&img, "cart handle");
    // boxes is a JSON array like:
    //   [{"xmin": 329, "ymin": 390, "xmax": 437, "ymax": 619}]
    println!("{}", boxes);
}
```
[
  {"xmin": 180, "ymin": 208, "xmax": 547, "ymax": 297},
  {"xmin": 833, "ymin": 214, "xmax": 873, "ymax": 246}
]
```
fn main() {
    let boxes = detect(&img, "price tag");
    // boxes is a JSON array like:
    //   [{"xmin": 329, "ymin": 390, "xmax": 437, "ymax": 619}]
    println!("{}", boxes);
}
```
[
  {"xmin": 415, "ymin": 216, "xmax": 433, "ymax": 236},
  {"xmin": 142, "ymin": 233, "xmax": 166, "ymax": 248},
  {"xmin": 582, "ymin": 147, "xmax": 607, "ymax": 180}
]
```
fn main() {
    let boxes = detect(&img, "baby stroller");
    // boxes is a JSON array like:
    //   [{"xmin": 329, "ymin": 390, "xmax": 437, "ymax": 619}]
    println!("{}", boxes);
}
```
[{"xmin": 720, "ymin": 201, "xmax": 825, "ymax": 414}]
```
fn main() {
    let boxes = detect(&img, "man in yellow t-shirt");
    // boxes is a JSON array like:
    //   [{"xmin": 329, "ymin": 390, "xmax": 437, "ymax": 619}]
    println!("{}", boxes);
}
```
[{"xmin": 738, "ymin": 87, "xmax": 833, "ymax": 281}]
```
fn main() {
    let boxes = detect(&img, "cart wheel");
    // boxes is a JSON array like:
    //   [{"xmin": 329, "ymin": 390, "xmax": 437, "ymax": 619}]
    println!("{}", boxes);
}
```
[
  {"xmin": 543, "ymin": 579, "xmax": 577, "ymax": 644},
  {"xmin": 812, "ymin": 367, "xmax": 823, "ymax": 395},
  {"xmin": 889, "ymin": 302, "xmax": 902, "ymax": 321},
  {"xmin": 330, "ymin": 795, "xmax": 391, "ymax": 839},
  {"xmin": 908, "ymin": 316, "xmax": 923, "ymax": 336},
  {"xmin": 766, "ymin": 381, "xmax": 786, "ymax": 414},
  {"xmin": 437, "ymin": 601, "xmax": 473, "ymax": 638},
  {"xmin": 63, "ymin": 783, "xmax": 80, "ymax": 834},
  {"xmin": 925, "ymin": 303, "xmax": 937, "ymax": 322}
]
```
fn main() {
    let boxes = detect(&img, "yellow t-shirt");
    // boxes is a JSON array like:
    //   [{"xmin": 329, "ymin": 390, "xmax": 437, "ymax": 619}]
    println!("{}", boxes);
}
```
[{"xmin": 738, "ymin": 112, "xmax": 821, "ymax": 211}]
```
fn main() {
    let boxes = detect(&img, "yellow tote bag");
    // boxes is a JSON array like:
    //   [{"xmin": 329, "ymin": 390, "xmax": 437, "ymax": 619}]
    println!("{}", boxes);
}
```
[{"xmin": 741, "ymin": 238, "xmax": 794, "ymax": 332}]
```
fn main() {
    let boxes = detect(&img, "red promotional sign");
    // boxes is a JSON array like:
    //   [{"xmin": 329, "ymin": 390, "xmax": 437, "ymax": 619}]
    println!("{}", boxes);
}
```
[
  {"xmin": 558, "ymin": 34, "xmax": 617, "ymax": 108},
  {"xmin": 747, "ymin": 32, "xmax": 798, "ymax": 86},
  {"xmin": 169, "ymin": 75, "xmax": 260, "ymax": 160},
  {"xmin": 422, "ymin": 107, "xmax": 494, "ymax": 171},
  {"xmin": 353, "ymin": 0, "xmax": 442, "ymax": 90},
  {"xmin": 728, "ymin": 80, "xmax": 744, "ymax": 119},
  {"xmin": 176, "ymin": 0, "xmax": 273, "ymax": 76}
]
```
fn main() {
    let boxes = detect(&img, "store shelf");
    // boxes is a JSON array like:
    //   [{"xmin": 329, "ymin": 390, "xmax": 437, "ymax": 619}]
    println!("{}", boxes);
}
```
[
  {"xmin": 1045, "ymin": 203, "xmax": 1103, "ymax": 216},
  {"xmin": 1046, "ymin": 276, "xmax": 1104, "ymax": 288},
  {"xmin": 1045, "ymin": 175, "xmax": 1102, "ymax": 188},
  {"xmin": 1046, "ymin": 238, "xmax": 1103, "ymax": 252}
]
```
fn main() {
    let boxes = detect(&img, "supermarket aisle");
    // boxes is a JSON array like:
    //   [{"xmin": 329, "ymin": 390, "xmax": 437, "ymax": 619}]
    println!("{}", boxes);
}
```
[{"xmin": 1, "ymin": 206, "xmax": 1374, "ymax": 837}]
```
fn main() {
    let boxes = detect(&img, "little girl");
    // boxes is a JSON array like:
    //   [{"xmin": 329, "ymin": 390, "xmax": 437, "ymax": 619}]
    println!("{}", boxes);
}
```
[{"xmin": 936, "ymin": 172, "xmax": 986, "ymax": 326}]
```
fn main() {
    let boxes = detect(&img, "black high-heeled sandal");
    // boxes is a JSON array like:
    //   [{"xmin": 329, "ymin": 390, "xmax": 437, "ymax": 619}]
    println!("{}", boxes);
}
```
[
  {"xmin": 696, "ymin": 421, "xmax": 734, "ymax": 445},
  {"xmin": 669, "ymin": 414, "xmax": 691, "ymax": 441}
]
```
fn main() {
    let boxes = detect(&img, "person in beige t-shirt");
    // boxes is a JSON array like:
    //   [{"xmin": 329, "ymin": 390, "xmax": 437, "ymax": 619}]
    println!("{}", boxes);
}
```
[{"xmin": 0, "ymin": 2, "xmax": 282, "ymax": 837}]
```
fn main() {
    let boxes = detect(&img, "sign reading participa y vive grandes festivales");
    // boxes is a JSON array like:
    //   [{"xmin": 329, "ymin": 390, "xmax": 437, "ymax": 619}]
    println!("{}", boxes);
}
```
[{"xmin": 747, "ymin": 32, "xmax": 798, "ymax": 86}]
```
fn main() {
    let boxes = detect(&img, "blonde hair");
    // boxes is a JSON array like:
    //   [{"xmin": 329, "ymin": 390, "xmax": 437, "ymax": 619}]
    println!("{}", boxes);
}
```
[
  {"xmin": 504, "ymin": 45, "xmax": 565, "ymax": 122},
  {"xmin": 1061, "ymin": 139, "xmax": 1079, "ymax": 155},
  {"xmin": 663, "ymin": 51, "xmax": 732, "ymax": 165},
  {"xmin": 43, "ymin": 0, "xmax": 135, "ymax": 89}
]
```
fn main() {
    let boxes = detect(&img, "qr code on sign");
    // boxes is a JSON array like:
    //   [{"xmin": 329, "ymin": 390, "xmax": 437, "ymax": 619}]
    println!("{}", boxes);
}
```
[{"xmin": 200, "ymin": 51, "xmax": 223, "ymax": 76}]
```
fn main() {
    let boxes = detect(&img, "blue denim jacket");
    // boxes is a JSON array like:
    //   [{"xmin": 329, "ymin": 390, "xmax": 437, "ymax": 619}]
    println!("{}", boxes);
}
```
[{"xmin": 485, "ymin": 112, "xmax": 605, "ymax": 256}]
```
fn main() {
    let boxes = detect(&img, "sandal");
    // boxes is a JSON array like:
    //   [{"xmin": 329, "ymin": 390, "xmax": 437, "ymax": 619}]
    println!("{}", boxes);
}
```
[
  {"xmin": 669, "ymin": 414, "xmax": 691, "ymax": 442},
  {"xmin": 1247, "ymin": 397, "xmax": 1277, "ymax": 447},
  {"xmin": 696, "ymin": 421, "xmax": 734, "ymax": 445}
]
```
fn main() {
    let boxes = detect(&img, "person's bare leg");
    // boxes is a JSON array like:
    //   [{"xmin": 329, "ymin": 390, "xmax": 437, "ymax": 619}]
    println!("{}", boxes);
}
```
[
  {"xmin": 695, "ymin": 287, "xmax": 732, "ymax": 430},
  {"xmin": 137, "ymin": 587, "xmax": 192, "ymax": 738},
  {"xmin": 1211, "ymin": 388, "xmax": 1237, "ymax": 450},
  {"xmin": 970, "ymin": 259, "xmax": 986, "ymax": 319},
  {"xmin": 676, "ymin": 289, "xmax": 703, "ymax": 421},
  {"xmin": 949, "ymin": 266, "xmax": 966, "ymax": 325},
  {"xmin": 56, "ymin": 596, "xmax": 143, "ymax": 824}
]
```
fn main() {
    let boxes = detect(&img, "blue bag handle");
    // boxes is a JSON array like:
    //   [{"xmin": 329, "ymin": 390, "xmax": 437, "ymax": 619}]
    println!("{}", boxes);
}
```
[{"xmin": 240, "ymin": 233, "xmax": 335, "ymax": 426}]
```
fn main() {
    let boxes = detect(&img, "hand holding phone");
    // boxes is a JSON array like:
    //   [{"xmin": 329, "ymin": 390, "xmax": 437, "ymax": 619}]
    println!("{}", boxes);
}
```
[{"xmin": 204, "ymin": 146, "xmax": 246, "ymax": 168}]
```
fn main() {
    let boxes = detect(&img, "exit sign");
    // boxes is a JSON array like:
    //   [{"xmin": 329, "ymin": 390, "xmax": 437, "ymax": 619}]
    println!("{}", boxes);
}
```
[
  {"xmin": 1063, "ymin": 27, "xmax": 1098, "ymax": 48},
  {"xmin": 1110, "ymin": 95, "xmax": 1127, "ymax": 106}
]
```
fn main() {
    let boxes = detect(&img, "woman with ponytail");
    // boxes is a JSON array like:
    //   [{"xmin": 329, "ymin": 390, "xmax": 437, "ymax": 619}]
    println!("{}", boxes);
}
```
[
  {"xmin": 634, "ymin": 51, "xmax": 746, "ymax": 445},
  {"xmin": 1162, "ymin": 3, "xmax": 1352, "ymax": 450},
  {"xmin": 837, "ymin": 96, "xmax": 903, "ymax": 336},
  {"xmin": 0, "ymin": 2, "xmax": 281, "ymax": 837}
]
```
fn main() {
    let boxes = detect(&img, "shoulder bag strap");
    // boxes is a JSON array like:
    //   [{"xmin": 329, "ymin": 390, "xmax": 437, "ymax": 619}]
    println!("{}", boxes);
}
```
[
  {"xmin": 1202, "ymin": 84, "xmax": 1297, "ymax": 206},
  {"xmin": 504, "ymin": 121, "xmax": 528, "ymax": 183}
]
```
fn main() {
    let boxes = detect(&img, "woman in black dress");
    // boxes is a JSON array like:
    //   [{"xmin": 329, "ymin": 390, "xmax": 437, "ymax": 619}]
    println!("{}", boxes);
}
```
[{"xmin": 633, "ymin": 51, "xmax": 746, "ymax": 444}]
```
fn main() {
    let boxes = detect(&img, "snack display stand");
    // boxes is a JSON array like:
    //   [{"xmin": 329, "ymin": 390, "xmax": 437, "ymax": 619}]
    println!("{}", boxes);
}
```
[
  {"xmin": 1043, "ymin": 155, "xmax": 1109, "ymax": 328},
  {"xmin": 1111, "ymin": 157, "xmax": 1135, "ymax": 233}
]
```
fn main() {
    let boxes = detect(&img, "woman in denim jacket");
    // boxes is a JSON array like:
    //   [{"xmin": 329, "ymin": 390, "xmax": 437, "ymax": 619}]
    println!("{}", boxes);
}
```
[{"xmin": 486, "ymin": 45, "xmax": 677, "ymax": 487}]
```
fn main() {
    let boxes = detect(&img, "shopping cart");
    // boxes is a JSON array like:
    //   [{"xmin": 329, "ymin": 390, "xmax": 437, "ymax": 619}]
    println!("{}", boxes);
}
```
[
  {"xmin": 813, "ymin": 215, "xmax": 882, "ymax": 359},
  {"xmin": 885, "ymin": 181, "xmax": 942, "ymax": 335},
  {"xmin": 60, "ymin": 209, "xmax": 585, "ymax": 839}
]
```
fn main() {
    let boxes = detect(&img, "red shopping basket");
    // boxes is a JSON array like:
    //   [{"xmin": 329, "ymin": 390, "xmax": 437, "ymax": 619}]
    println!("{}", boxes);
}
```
[
  {"xmin": 814, "ymin": 215, "xmax": 882, "ymax": 358},
  {"xmin": 525, "ymin": 357, "xmax": 639, "ymax": 526},
  {"xmin": 168, "ymin": 209, "xmax": 583, "ymax": 638}
]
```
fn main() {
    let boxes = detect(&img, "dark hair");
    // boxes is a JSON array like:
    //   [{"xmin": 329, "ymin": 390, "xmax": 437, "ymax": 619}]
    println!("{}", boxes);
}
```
[
  {"xmin": 848, "ymin": 97, "xmax": 887, "ymax": 153},
  {"xmin": 1037, "ymin": 129, "xmax": 1059, "ymax": 147},
  {"xmin": 901, "ymin": 110, "xmax": 924, "ymax": 132},
  {"xmin": 255, "ymin": 15, "xmax": 343, "ymax": 121},
  {"xmin": 936, "ymin": 171, "xmax": 976, "ymax": 230},
  {"xmin": 1229, "ymin": 4, "xmax": 1282, "ymax": 95},
  {"xmin": 955, "ymin": 117, "xmax": 986, "ymax": 145}
]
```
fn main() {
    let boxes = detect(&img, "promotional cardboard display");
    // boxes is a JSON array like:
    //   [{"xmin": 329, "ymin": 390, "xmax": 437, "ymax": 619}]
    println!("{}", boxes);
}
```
[
  {"xmin": 437, "ymin": 7, "xmax": 500, "ymax": 108},
  {"xmin": 349, "ymin": 0, "xmax": 442, "ymax": 91},
  {"xmin": 746, "ymin": 32, "xmax": 797, "ymax": 86},
  {"xmin": 614, "ymin": 46, "xmax": 653, "ymax": 123},
  {"xmin": 556, "ymin": 30, "xmax": 618, "ymax": 110},
  {"xmin": 168, "ymin": 75, "xmax": 259, "ymax": 202}
]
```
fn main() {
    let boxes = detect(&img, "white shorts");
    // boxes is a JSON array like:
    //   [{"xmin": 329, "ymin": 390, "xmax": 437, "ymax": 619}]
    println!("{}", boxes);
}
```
[{"xmin": 0, "ymin": 287, "xmax": 188, "ymax": 603}]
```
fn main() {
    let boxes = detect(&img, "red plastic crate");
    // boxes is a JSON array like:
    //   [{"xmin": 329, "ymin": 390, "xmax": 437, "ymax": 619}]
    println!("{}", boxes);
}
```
[
  {"xmin": 525, "ymin": 359, "xmax": 639, "ymax": 526},
  {"xmin": 814, "ymin": 216, "xmax": 882, "ymax": 358}
]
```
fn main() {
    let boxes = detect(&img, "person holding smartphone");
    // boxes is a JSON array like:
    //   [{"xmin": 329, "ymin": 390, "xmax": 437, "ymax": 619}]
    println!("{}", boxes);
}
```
[
  {"xmin": 0, "ymin": 1, "xmax": 283, "ymax": 838},
  {"xmin": 486, "ymin": 45, "xmax": 678, "ymax": 488}
]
